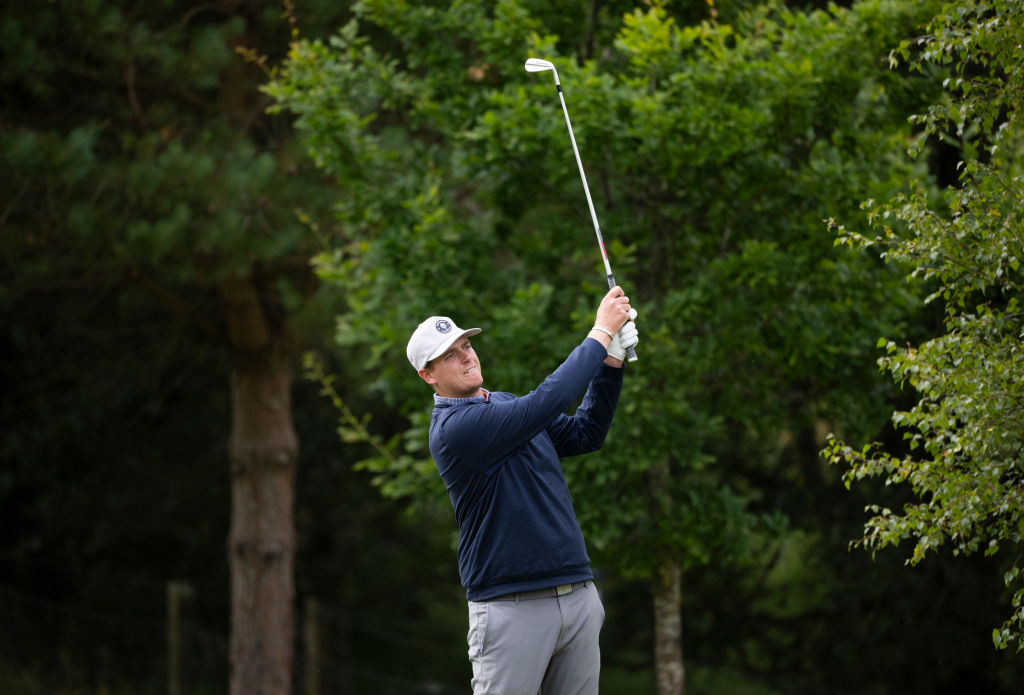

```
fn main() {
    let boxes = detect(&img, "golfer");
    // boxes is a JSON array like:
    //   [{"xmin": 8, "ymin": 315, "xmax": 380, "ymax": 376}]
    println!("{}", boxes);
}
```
[{"xmin": 406, "ymin": 285, "xmax": 638, "ymax": 695}]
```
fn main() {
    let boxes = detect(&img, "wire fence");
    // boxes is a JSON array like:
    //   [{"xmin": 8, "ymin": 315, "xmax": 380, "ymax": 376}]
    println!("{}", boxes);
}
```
[{"xmin": 0, "ymin": 579, "xmax": 470, "ymax": 695}]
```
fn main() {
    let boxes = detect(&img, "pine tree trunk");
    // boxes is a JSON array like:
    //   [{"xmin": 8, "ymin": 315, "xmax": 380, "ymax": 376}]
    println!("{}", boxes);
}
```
[
  {"xmin": 221, "ymin": 278, "xmax": 297, "ymax": 695},
  {"xmin": 653, "ymin": 558, "xmax": 684, "ymax": 695}
]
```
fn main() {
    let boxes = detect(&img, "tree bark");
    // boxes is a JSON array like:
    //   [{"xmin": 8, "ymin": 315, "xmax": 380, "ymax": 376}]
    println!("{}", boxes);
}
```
[
  {"xmin": 653, "ymin": 558, "xmax": 684, "ymax": 695},
  {"xmin": 648, "ymin": 458, "xmax": 685, "ymax": 695},
  {"xmin": 221, "ymin": 277, "xmax": 297, "ymax": 695}
]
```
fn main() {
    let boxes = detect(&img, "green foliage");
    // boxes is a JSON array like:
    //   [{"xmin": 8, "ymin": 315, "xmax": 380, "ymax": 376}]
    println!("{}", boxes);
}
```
[
  {"xmin": 826, "ymin": 0, "xmax": 1024, "ymax": 649},
  {"xmin": 303, "ymin": 352, "xmax": 445, "ymax": 503},
  {"xmin": 1, "ymin": 1, "xmax": 353, "ymax": 690},
  {"xmin": 6, "ymin": 0, "xmax": 1024, "ymax": 692},
  {"xmin": 269, "ymin": 0, "xmax": 944, "ymax": 593}
]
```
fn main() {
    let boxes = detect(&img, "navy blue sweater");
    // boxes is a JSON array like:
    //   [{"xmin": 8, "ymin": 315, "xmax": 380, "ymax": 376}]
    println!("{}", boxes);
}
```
[{"xmin": 428, "ymin": 337, "xmax": 623, "ymax": 600}]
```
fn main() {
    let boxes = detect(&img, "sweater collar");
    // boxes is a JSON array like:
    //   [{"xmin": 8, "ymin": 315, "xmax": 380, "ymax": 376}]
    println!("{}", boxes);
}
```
[{"xmin": 433, "ymin": 389, "xmax": 489, "ymax": 407}]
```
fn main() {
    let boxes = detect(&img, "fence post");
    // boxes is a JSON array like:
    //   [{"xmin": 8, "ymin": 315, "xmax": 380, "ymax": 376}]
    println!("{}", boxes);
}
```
[
  {"xmin": 167, "ymin": 581, "xmax": 194, "ymax": 695},
  {"xmin": 304, "ymin": 597, "xmax": 321, "ymax": 695}
]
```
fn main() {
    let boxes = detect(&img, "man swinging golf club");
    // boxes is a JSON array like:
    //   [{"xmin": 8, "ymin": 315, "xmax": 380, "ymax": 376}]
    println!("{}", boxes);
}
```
[{"xmin": 407, "ymin": 286, "xmax": 638, "ymax": 695}]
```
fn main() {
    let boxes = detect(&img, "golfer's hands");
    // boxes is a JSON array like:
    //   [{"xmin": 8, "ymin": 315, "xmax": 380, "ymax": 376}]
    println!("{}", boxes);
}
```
[
  {"xmin": 608, "ymin": 311, "xmax": 639, "ymax": 361},
  {"xmin": 594, "ymin": 286, "xmax": 633, "ymax": 334}
]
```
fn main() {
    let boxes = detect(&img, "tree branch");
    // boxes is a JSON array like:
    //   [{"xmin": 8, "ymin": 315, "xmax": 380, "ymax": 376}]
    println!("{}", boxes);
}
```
[{"xmin": 130, "ymin": 267, "xmax": 223, "ymax": 340}]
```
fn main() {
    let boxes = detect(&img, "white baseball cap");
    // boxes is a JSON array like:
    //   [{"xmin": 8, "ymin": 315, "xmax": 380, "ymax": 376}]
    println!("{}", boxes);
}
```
[{"xmin": 407, "ymin": 316, "xmax": 482, "ymax": 371}]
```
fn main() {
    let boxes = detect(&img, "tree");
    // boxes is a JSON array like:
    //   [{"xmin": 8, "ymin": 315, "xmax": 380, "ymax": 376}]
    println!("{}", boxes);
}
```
[
  {"xmin": 1, "ymin": 2, "xmax": 349, "ymax": 692},
  {"xmin": 825, "ymin": 0, "xmax": 1024, "ymax": 651},
  {"xmin": 268, "ymin": 0, "xmax": 943, "ymax": 692}
]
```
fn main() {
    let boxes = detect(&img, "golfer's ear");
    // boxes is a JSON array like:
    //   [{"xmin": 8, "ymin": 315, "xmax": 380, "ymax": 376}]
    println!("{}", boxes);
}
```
[{"xmin": 418, "ymin": 367, "xmax": 436, "ymax": 385}]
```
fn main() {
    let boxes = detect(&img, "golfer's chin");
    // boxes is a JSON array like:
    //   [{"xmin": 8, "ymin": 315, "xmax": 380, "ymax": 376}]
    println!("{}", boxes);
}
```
[
  {"xmin": 460, "ymin": 375, "xmax": 484, "ymax": 397},
  {"xmin": 439, "ymin": 376, "xmax": 483, "ymax": 399}
]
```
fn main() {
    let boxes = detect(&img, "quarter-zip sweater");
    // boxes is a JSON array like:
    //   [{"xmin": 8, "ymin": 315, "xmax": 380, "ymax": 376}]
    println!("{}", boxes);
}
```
[{"xmin": 429, "ymin": 337, "xmax": 623, "ymax": 600}]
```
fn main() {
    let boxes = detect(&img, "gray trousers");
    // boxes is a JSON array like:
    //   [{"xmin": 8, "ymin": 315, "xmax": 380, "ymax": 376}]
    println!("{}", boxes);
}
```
[{"xmin": 466, "ymin": 581, "xmax": 604, "ymax": 695}]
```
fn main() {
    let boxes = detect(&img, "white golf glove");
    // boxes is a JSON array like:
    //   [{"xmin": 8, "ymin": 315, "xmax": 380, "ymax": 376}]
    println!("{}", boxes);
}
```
[{"xmin": 608, "ymin": 310, "xmax": 639, "ymax": 361}]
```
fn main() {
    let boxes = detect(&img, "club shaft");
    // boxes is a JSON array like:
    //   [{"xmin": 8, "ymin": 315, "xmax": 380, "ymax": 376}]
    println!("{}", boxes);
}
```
[
  {"xmin": 552, "ymin": 81, "xmax": 637, "ymax": 362},
  {"xmin": 555, "ymin": 88, "xmax": 614, "ymax": 278}
]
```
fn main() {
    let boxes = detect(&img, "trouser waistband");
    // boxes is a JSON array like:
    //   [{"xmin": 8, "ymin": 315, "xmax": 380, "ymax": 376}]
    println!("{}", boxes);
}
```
[{"xmin": 489, "ymin": 580, "xmax": 590, "ymax": 602}]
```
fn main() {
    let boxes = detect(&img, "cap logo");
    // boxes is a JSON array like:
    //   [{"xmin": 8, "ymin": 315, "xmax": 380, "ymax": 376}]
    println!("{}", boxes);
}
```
[{"xmin": 435, "ymin": 319, "xmax": 452, "ymax": 334}]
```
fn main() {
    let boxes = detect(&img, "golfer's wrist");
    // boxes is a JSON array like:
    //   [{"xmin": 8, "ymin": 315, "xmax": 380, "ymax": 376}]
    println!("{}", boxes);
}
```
[
  {"xmin": 588, "ymin": 326, "xmax": 614, "ymax": 347},
  {"xmin": 603, "ymin": 354, "xmax": 625, "ymax": 368}
]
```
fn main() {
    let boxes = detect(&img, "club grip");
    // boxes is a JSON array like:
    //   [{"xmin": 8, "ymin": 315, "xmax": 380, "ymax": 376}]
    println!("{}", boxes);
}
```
[
  {"xmin": 606, "ymin": 274, "xmax": 639, "ymax": 362},
  {"xmin": 625, "ymin": 330, "xmax": 638, "ymax": 362}
]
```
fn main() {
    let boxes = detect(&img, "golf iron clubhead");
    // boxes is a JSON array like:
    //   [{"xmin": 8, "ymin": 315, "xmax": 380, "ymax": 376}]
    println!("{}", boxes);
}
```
[
  {"xmin": 524, "ymin": 58, "xmax": 557, "ymax": 75},
  {"xmin": 524, "ymin": 57, "xmax": 638, "ymax": 362}
]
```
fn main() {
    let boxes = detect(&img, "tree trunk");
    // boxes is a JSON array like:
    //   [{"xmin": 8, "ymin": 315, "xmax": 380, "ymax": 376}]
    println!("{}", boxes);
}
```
[
  {"xmin": 647, "ymin": 458, "xmax": 685, "ymax": 695},
  {"xmin": 653, "ymin": 558, "xmax": 684, "ymax": 695},
  {"xmin": 221, "ymin": 278, "xmax": 297, "ymax": 695}
]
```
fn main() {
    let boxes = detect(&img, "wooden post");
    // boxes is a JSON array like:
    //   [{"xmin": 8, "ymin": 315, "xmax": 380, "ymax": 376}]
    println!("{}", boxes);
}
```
[
  {"xmin": 167, "ymin": 581, "xmax": 194, "ymax": 695},
  {"xmin": 98, "ymin": 644, "xmax": 111, "ymax": 695},
  {"xmin": 304, "ymin": 597, "xmax": 321, "ymax": 695}
]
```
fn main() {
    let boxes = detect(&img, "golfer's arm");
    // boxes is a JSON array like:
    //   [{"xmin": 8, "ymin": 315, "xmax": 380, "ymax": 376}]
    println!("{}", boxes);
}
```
[
  {"xmin": 547, "ymin": 365, "xmax": 623, "ymax": 457},
  {"xmin": 586, "ymin": 329, "xmax": 623, "ymax": 367},
  {"xmin": 443, "ymin": 339, "xmax": 607, "ymax": 466},
  {"xmin": 587, "ymin": 327, "xmax": 613, "ymax": 349}
]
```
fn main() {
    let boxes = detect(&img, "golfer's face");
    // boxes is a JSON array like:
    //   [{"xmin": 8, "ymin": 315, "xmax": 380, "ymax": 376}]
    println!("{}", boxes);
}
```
[{"xmin": 427, "ymin": 338, "xmax": 483, "ymax": 398}]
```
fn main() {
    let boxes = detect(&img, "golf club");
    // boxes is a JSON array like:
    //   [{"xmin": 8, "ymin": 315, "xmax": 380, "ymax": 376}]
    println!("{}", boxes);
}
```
[{"xmin": 525, "ymin": 57, "xmax": 637, "ymax": 362}]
